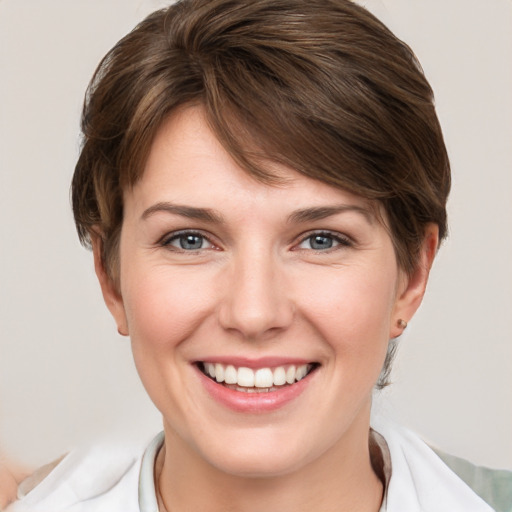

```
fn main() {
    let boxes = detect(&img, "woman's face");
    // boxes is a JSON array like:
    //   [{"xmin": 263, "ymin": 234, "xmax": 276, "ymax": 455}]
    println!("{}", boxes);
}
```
[{"xmin": 97, "ymin": 106, "xmax": 431, "ymax": 477}]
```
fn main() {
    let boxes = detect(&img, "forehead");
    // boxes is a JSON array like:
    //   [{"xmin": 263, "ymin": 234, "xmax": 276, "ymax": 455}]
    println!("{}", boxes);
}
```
[{"xmin": 128, "ymin": 105, "xmax": 380, "ymax": 221}]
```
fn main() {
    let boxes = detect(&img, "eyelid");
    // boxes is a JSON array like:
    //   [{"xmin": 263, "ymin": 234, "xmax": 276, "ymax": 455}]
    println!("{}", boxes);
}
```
[
  {"xmin": 157, "ymin": 228, "xmax": 353, "ymax": 252},
  {"xmin": 292, "ymin": 230, "xmax": 353, "ymax": 251},
  {"xmin": 159, "ymin": 229, "xmax": 220, "ymax": 251}
]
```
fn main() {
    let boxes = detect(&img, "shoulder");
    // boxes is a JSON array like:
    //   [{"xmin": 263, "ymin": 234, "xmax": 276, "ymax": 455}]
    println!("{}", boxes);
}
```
[
  {"xmin": 372, "ymin": 415, "xmax": 509, "ymax": 512},
  {"xmin": 434, "ymin": 449, "xmax": 512, "ymax": 512},
  {"xmin": 6, "ymin": 442, "xmax": 143, "ymax": 512}
]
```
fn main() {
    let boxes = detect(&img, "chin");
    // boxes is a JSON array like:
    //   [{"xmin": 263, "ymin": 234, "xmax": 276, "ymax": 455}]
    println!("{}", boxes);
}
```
[
  {"xmin": 211, "ymin": 449, "xmax": 308, "ymax": 479},
  {"xmin": 194, "ymin": 428, "xmax": 319, "ymax": 479}
]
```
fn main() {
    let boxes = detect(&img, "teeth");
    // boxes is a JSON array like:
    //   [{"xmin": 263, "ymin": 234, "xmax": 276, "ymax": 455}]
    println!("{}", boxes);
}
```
[
  {"xmin": 273, "ymin": 366, "xmax": 286, "ymax": 386},
  {"xmin": 205, "ymin": 363, "xmax": 215, "ymax": 378},
  {"xmin": 237, "ymin": 367, "xmax": 255, "ymax": 387},
  {"xmin": 224, "ymin": 365, "xmax": 237, "ymax": 384},
  {"xmin": 296, "ymin": 365, "xmax": 308, "ymax": 381},
  {"xmin": 286, "ymin": 365, "xmax": 296, "ymax": 384},
  {"xmin": 254, "ymin": 368, "xmax": 273, "ymax": 388},
  {"xmin": 202, "ymin": 362, "xmax": 313, "ymax": 388},
  {"xmin": 214, "ymin": 363, "xmax": 225, "ymax": 383}
]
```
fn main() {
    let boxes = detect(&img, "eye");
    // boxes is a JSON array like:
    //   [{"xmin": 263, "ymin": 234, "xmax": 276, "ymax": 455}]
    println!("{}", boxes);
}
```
[
  {"xmin": 162, "ymin": 231, "xmax": 214, "ymax": 251},
  {"xmin": 296, "ymin": 232, "xmax": 351, "ymax": 251}
]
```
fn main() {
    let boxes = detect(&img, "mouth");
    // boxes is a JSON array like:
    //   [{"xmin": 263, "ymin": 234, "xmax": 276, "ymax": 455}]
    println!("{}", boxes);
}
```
[{"xmin": 197, "ymin": 361, "xmax": 319, "ymax": 393}]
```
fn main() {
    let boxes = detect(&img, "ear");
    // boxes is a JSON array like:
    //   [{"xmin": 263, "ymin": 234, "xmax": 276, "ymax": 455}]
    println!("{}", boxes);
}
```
[
  {"xmin": 390, "ymin": 223, "xmax": 439, "ymax": 338},
  {"xmin": 91, "ymin": 234, "xmax": 129, "ymax": 336}
]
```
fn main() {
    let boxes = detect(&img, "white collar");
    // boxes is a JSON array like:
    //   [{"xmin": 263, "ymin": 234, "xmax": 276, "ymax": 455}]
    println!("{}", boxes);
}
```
[
  {"xmin": 371, "ymin": 416, "xmax": 494, "ymax": 511},
  {"xmin": 138, "ymin": 431, "xmax": 164, "ymax": 512},
  {"xmin": 137, "ymin": 419, "xmax": 493, "ymax": 512}
]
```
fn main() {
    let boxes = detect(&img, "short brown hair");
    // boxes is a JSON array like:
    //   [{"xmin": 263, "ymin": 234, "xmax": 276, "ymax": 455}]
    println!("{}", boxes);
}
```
[{"xmin": 72, "ymin": 0, "xmax": 450, "ymax": 387}]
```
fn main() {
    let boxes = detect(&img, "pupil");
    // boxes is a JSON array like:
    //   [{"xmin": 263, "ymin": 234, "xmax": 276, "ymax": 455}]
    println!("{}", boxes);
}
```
[
  {"xmin": 180, "ymin": 234, "xmax": 202, "ymax": 250},
  {"xmin": 311, "ymin": 235, "xmax": 332, "ymax": 250}
]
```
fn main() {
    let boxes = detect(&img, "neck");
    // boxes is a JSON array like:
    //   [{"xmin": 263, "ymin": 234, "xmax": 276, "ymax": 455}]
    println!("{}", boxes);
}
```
[{"xmin": 157, "ymin": 413, "xmax": 383, "ymax": 512}]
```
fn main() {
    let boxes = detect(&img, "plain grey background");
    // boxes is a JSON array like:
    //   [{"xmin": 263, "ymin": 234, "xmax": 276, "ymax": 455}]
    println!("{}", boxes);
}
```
[{"xmin": 1, "ymin": 0, "xmax": 511, "ymax": 470}]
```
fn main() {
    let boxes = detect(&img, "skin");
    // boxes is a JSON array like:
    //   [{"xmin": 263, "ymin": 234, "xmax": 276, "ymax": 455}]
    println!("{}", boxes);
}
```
[
  {"xmin": 94, "ymin": 105, "xmax": 438, "ymax": 512},
  {"xmin": 0, "ymin": 459, "xmax": 27, "ymax": 508}
]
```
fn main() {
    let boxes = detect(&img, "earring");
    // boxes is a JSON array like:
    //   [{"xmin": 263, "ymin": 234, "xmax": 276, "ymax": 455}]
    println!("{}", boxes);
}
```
[{"xmin": 397, "ymin": 319, "xmax": 408, "ymax": 329}]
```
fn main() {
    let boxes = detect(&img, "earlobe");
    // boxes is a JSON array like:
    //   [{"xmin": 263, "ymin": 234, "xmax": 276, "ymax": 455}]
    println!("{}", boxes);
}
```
[
  {"xmin": 390, "ymin": 224, "xmax": 439, "ymax": 339},
  {"xmin": 91, "ymin": 234, "xmax": 129, "ymax": 337}
]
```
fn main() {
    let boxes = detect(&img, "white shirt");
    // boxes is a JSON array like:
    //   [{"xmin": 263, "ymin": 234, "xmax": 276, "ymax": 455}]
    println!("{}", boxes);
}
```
[{"xmin": 8, "ymin": 417, "xmax": 497, "ymax": 512}]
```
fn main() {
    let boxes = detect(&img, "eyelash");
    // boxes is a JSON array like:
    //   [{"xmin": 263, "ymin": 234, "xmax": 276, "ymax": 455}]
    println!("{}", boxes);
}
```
[
  {"xmin": 159, "ymin": 229, "xmax": 352, "ymax": 253},
  {"xmin": 160, "ymin": 230, "xmax": 216, "ymax": 252},
  {"xmin": 294, "ymin": 231, "xmax": 353, "ymax": 252}
]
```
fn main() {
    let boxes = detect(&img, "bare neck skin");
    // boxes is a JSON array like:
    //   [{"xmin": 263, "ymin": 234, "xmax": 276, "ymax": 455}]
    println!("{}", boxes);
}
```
[{"xmin": 157, "ymin": 405, "xmax": 383, "ymax": 512}]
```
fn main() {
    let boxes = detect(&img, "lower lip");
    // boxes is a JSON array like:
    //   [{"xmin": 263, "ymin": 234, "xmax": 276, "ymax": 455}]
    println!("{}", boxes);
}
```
[{"xmin": 195, "ymin": 366, "xmax": 315, "ymax": 413}]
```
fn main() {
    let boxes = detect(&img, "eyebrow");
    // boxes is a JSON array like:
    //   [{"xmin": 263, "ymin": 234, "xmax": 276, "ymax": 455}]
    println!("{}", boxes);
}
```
[
  {"xmin": 141, "ymin": 202, "xmax": 225, "ymax": 224},
  {"xmin": 287, "ymin": 205, "xmax": 375, "ymax": 224},
  {"xmin": 141, "ymin": 202, "xmax": 375, "ymax": 225}
]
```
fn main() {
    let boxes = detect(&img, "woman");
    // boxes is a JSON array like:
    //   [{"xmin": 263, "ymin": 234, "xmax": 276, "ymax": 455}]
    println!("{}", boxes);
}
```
[{"xmin": 4, "ymin": 0, "xmax": 509, "ymax": 511}]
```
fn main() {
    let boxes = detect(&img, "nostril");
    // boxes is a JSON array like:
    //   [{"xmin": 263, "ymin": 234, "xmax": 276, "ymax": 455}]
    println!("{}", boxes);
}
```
[
  {"xmin": 217, "ymin": 295, "xmax": 295, "ymax": 340},
  {"xmin": 217, "ymin": 259, "xmax": 294, "ymax": 339}
]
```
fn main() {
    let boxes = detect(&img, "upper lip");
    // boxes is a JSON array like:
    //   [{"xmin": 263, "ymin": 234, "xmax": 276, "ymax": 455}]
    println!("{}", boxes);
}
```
[{"xmin": 194, "ymin": 356, "xmax": 316, "ymax": 369}]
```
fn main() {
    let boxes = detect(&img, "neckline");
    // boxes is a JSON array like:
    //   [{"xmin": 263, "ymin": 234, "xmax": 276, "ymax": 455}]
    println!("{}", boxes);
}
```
[
  {"xmin": 138, "ymin": 431, "xmax": 164, "ymax": 512},
  {"xmin": 137, "ymin": 430, "xmax": 390, "ymax": 512}
]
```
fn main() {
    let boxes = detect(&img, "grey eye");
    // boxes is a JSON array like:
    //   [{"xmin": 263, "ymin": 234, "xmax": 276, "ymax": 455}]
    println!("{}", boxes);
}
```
[
  {"xmin": 180, "ymin": 235, "xmax": 203, "ymax": 250},
  {"xmin": 296, "ymin": 232, "xmax": 351, "ymax": 251},
  {"xmin": 178, "ymin": 234, "xmax": 204, "ymax": 250},
  {"xmin": 306, "ymin": 234, "xmax": 334, "ymax": 250},
  {"xmin": 167, "ymin": 232, "xmax": 212, "ymax": 250}
]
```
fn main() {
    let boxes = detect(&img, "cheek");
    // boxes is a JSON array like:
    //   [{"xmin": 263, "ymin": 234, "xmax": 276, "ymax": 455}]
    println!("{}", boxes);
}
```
[
  {"xmin": 122, "ymin": 265, "xmax": 217, "ymax": 351},
  {"xmin": 295, "ymin": 265, "xmax": 396, "ymax": 361},
  {"xmin": 120, "ymin": 264, "xmax": 219, "ymax": 418}
]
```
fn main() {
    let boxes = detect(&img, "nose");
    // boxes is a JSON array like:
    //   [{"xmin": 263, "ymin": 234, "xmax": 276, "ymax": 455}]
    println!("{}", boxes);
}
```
[{"xmin": 217, "ymin": 249, "xmax": 294, "ymax": 340}]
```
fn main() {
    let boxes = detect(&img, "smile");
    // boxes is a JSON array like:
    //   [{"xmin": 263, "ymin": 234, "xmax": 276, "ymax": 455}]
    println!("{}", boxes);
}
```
[{"xmin": 199, "ymin": 362, "xmax": 317, "ymax": 392}]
